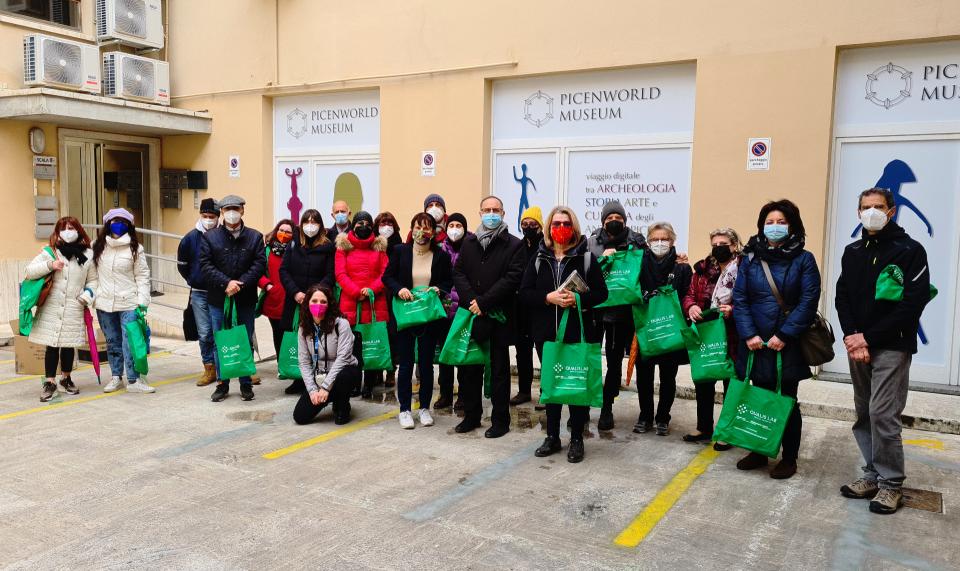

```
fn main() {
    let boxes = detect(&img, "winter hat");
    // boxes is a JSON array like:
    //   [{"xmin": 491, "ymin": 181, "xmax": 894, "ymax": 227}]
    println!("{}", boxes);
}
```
[
  {"xmin": 423, "ymin": 193, "xmax": 446, "ymax": 211},
  {"xmin": 601, "ymin": 200, "xmax": 627, "ymax": 224},
  {"xmin": 520, "ymin": 206, "xmax": 543, "ymax": 227},
  {"xmin": 352, "ymin": 211, "xmax": 374, "ymax": 227},
  {"xmin": 199, "ymin": 198, "xmax": 219, "ymax": 215},
  {"xmin": 447, "ymin": 212, "xmax": 468, "ymax": 228},
  {"xmin": 102, "ymin": 207, "xmax": 134, "ymax": 224},
  {"xmin": 219, "ymin": 194, "xmax": 246, "ymax": 208}
]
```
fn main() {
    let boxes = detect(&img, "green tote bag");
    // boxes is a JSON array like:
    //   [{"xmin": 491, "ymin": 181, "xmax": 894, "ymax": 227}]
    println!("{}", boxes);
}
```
[
  {"xmin": 354, "ymin": 293, "xmax": 393, "ymax": 371},
  {"xmin": 632, "ymin": 285, "xmax": 687, "ymax": 358},
  {"xmin": 392, "ymin": 286, "xmax": 447, "ymax": 331},
  {"xmin": 539, "ymin": 294, "xmax": 604, "ymax": 408},
  {"xmin": 18, "ymin": 246, "xmax": 56, "ymax": 336},
  {"xmin": 214, "ymin": 297, "xmax": 257, "ymax": 380},
  {"xmin": 438, "ymin": 308, "xmax": 490, "ymax": 366},
  {"xmin": 124, "ymin": 306, "xmax": 150, "ymax": 376},
  {"xmin": 277, "ymin": 307, "xmax": 302, "ymax": 380},
  {"xmin": 713, "ymin": 352, "xmax": 796, "ymax": 458},
  {"xmin": 682, "ymin": 309, "xmax": 735, "ymax": 383},
  {"xmin": 595, "ymin": 245, "xmax": 644, "ymax": 308}
]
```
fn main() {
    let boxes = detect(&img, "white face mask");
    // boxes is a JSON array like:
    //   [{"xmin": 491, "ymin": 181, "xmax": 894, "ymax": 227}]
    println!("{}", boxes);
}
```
[
  {"xmin": 60, "ymin": 229, "xmax": 79, "ymax": 243},
  {"xmin": 426, "ymin": 206, "xmax": 444, "ymax": 222},
  {"xmin": 223, "ymin": 210, "xmax": 242, "ymax": 225},
  {"xmin": 447, "ymin": 227, "xmax": 464, "ymax": 242},
  {"xmin": 859, "ymin": 207, "xmax": 889, "ymax": 232},
  {"xmin": 378, "ymin": 225, "xmax": 395, "ymax": 239},
  {"xmin": 649, "ymin": 240, "xmax": 671, "ymax": 257},
  {"xmin": 201, "ymin": 218, "xmax": 217, "ymax": 230},
  {"xmin": 302, "ymin": 223, "xmax": 320, "ymax": 238}
]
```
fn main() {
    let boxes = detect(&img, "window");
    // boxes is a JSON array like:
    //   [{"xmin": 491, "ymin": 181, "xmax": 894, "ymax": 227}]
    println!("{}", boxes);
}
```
[{"xmin": 1, "ymin": 0, "xmax": 80, "ymax": 29}]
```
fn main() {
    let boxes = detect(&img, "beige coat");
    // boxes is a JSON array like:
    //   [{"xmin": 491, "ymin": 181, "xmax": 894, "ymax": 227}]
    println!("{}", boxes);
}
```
[{"xmin": 26, "ymin": 247, "xmax": 98, "ymax": 348}]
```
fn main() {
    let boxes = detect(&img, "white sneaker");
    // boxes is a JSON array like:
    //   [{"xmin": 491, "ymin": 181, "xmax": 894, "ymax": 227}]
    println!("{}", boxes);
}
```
[
  {"xmin": 126, "ymin": 380, "xmax": 156, "ymax": 394},
  {"xmin": 398, "ymin": 410, "xmax": 415, "ymax": 429},
  {"xmin": 419, "ymin": 409, "xmax": 435, "ymax": 427},
  {"xmin": 103, "ymin": 376, "xmax": 123, "ymax": 393}
]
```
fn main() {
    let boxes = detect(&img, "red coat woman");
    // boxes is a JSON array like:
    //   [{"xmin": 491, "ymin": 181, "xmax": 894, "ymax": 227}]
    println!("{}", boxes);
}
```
[{"xmin": 335, "ymin": 211, "xmax": 389, "ymax": 326}]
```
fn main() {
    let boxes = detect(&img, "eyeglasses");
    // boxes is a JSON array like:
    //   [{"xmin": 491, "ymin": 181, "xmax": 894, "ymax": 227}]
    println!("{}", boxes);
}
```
[{"xmin": 551, "ymin": 221, "xmax": 573, "ymax": 228}]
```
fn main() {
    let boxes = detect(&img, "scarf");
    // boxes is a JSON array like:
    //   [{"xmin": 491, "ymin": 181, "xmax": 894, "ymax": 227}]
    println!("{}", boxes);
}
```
[
  {"xmin": 58, "ymin": 241, "xmax": 88, "ymax": 265},
  {"xmin": 269, "ymin": 239, "xmax": 288, "ymax": 257},
  {"xmin": 475, "ymin": 222, "xmax": 508, "ymax": 251},
  {"xmin": 710, "ymin": 257, "xmax": 739, "ymax": 308},
  {"xmin": 743, "ymin": 233, "xmax": 805, "ymax": 262},
  {"xmin": 650, "ymin": 247, "xmax": 679, "ymax": 286}
]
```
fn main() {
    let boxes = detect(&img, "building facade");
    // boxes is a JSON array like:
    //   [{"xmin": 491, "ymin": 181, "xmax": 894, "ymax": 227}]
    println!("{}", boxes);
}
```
[{"xmin": 1, "ymin": 0, "xmax": 959, "ymax": 388}]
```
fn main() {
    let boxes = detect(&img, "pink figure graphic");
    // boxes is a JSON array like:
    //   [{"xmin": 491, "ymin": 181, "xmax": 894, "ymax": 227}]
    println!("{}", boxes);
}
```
[{"xmin": 285, "ymin": 167, "xmax": 304, "ymax": 222}]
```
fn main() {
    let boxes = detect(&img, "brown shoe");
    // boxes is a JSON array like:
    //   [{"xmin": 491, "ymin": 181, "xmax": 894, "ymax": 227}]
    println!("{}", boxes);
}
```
[
  {"xmin": 770, "ymin": 459, "xmax": 797, "ymax": 479},
  {"xmin": 869, "ymin": 488, "xmax": 903, "ymax": 514},
  {"xmin": 736, "ymin": 452, "xmax": 769, "ymax": 471},
  {"xmin": 196, "ymin": 363, "xmax": 217, "ymax": 387},
  {"xmin": 251, "ymin": 374, "xmax": 261, "ymax": 385},
  {"xmin": 841, "ymin": 478, "xmax": 879, "ymax": 499}
]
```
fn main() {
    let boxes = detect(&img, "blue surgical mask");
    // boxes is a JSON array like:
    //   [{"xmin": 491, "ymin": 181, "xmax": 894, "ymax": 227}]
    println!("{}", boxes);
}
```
[
  {"xmin": 763, "ymin": 224, "xmax": 789, "ymax": 242},
  {"xmin": 334, "ymin": 213, "xmax": 348, "ymax": 226},
  {"xmin": 481, "ymin": 213, "xmax": 503, "ymax": 230},
  {"xmin": 109, "ymin": 221, "xmax": 128, "ymax": 237}
]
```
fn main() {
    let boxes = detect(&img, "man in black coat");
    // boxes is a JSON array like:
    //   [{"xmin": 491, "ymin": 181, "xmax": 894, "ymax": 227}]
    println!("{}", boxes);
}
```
[
  {"xmin": 199, "ymin": 194, "xmax": 266, "ymax": 403},
  {"xmin": 836, "ymin": 187, "xmax": 931, "ymax": 515},
  {"xmin": 452, "ymin": 196, "xmax": 526, "ymax": 437}
]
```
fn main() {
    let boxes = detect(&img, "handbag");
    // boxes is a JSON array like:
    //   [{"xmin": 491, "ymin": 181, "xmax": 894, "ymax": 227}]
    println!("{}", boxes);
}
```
[
  {"xmin": 277, "ymin": 307, "xmax": 302, "ymax": 380},
  {"xmin": 214, "ymin": 297, "xmax": 257, "ymax": 379},
  {"xmin": 183, "ymin": 291, "xmax": 199, "ymax": 342},
  {"xmin": 354, "ymin": 292, "xmax": 393, "ymax": 371},
  {"xmin": 760, "ymin": 260, "xmax": 835, "ymax": 367},
  {"xmin": 713, "ymin": 352, "xmax": 796, "ymax": 457},
  {"xmin": 538, "ymin": 293, "xmax": 604, "ymax": 408}
]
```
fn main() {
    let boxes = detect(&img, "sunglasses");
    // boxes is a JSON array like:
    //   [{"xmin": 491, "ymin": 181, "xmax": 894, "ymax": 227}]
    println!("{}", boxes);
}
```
[{"xmin": 551, "ymin": 221, "xmax": 573, "ymax": 228}]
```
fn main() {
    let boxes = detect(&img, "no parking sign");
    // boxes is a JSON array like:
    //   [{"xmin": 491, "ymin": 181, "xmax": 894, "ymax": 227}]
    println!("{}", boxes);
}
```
[{"xmin": 747, "ymin": 138, "xmax": 771, "ymax": 171}]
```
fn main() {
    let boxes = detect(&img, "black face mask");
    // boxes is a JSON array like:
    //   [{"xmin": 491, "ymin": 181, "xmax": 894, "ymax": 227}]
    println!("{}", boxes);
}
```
[
  {"xmin": 604, "ymin": 220, "xmax": 625, "ymax": 236},
  {"xmin": 712, "ymin": 244, "xmax": 733, "ymax": 263},
  {"xmin": 353, "ymin": 225, "xmax": 373, "ymax": 240},
  {"xmin": 522, "ymin": 227, "xmax": 541, "ymax": 241}
]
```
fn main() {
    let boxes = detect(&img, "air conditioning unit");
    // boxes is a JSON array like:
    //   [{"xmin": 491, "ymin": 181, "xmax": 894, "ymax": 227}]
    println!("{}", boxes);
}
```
[
  {"xmin": 23, "ymin": 34, "xmax": 101, "ymax": 94},
  {"xmin": 103, "ymin": 52, "xmax": 170, "ymax": 105},
  {"xmin": 96, "ymin": 0, "xmax": 164, "ymax": 50}
]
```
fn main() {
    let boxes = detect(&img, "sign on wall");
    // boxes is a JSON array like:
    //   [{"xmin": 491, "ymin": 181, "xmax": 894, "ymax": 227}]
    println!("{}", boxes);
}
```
[{"xmin": 273, "ymin": 90, "xmax": 380, "ymax": 156}]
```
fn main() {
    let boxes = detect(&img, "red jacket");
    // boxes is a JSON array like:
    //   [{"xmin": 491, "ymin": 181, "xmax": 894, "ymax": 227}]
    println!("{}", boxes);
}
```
[
  {"xmin": 257, "ymin": 250, "xmax": 287, "ymax": 320},
  {"xmin": 335, "ymin": 232, "xmax": 389, "ymax": 325},
  {"xmin": 682, "ymin": 257, "xmax": 740, "ymax": 360}
]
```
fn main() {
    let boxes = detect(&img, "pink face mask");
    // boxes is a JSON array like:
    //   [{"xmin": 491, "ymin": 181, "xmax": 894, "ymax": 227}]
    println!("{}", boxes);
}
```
[{"xmin": 309, "ymin": 303, "xmax": 328, "ymax": 319}]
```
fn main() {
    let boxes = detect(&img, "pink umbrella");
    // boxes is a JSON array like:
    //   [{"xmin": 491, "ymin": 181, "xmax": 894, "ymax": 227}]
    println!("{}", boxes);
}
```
[{"xmin": 83, "ymin": 308, "xmax": 101, "ymax": 384}]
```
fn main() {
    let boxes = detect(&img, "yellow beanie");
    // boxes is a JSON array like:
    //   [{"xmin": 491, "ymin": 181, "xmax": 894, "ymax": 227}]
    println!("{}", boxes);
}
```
[{"xmin": 520, "ymin": 206, "xmax": 543, "ymax": 227}]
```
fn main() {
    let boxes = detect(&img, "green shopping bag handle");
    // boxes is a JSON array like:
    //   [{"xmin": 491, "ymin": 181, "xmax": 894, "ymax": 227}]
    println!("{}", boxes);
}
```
[
  {"xmin": 556, "ymin": 292, "xmax": 585, "ymax": 344},
  {"xmin": 355, "ymin": 290, "xmax": 377, "ymax": 324},
  {"xmin": 222, "ymin": 297, "xmax": 239, "ymax": 330},
  {"xmin": 290, "ymin": 306, "xmax": 300, "ymax": 332},
  {"xmin": 744, "ymin": 350, "xmax": 783, "ymax": 394}
]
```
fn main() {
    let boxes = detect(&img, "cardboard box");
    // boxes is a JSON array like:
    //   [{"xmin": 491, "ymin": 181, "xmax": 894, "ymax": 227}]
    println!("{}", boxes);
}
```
[
  {"xmin": 78, "ymin": 342, "xmax": 108, "ymax": 364},
  {"xmin": 14, "ymin": 334, "xmax": 46, "ymax": 375}
]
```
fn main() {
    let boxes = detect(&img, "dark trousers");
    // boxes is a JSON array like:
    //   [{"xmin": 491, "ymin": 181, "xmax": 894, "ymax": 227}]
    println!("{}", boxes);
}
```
[
  {"xmin": 460, "ymin": 340, "xmax": 511, "ymax": 427},
  {"xmin": 637, "ymin": 358, "xmax": 679, "ymax": 425},
  {"xmin": 536, "ymin": 342, "xmax": 587, "ymax": 440},
  {"xmin": 694, "ymin": 379, "xmax": 729, "ymax": 435},
  {"xmin": 293, "ymin": 365, "xmax": 359, "ymax": 425},
  {"xmin": 269, "ymin": 318, "xmax": 285, "ymax": 357},
  {"xmin": 44, "ymin": 346, "xmax": 75, "ymax": 379},
  {"xmin": 515, "ymin": 335, "xmax": 535, "ymax": 395},
  {"xmin": 438, "ymin": 364, "xmax": 461, "ymax": 398},
  {"xmin": 396, "ymin": 326, "xmax": 438, "ymax": 412},
  {"xmin": 602, "ymin": 320, "xmax": 633, "ymax": 407},
  {"xmin": 751, "ymin": 373, "xmax": 802, "ymax": 461}
]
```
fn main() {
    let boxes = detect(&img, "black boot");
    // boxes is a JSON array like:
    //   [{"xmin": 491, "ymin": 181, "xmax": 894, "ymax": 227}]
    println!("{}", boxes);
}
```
[
  {"xmin": 333, "ymin": 402, "xmax": 351, "ymax": 425},
  {"xmin": 597, "ymin": 403, "xmax": 614, "ymax": 431},
  {"xmin": 535, "ymin": 436, "xmax": 562, "ymax": 457},
  {"xmin": 567, "ymin": 439, "xmax": 585, "ymax": 463}
]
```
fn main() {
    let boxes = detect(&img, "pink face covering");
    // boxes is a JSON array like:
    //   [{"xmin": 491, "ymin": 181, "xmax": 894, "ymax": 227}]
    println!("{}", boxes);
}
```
[{"xmin": 309, "ymin": 303, "xmax": 328, "ymax": 319}]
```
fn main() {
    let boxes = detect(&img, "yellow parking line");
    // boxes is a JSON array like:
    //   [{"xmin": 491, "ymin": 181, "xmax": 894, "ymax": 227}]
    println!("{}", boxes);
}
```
[
  {"xmin": 905, "ymin": 438, "xmax": 945, "ymax": 451},
  {"xmin": 263, "ymin": 409, "xmax": 400, "ymax": 460},
  {"xmin": 614, "ymin": 447, "xmax": 720, "ymax": 548},
  {"xmin": 0, "ymin": 351, "xmax": 172, "ymax": 386},
  {"xmin": 0, "ymin": 372, "xmax": 197, "ymax": 422}
]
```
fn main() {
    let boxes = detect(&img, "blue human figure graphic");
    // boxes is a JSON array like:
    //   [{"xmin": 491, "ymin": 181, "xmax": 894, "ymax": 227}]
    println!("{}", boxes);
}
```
[
  {"xmin": 513, "ymin": 163, "xmax": 537, "ymax": 228},
  {"xmin": 850, "ymin": 159, "xmax": 934, "ymax": 344}
]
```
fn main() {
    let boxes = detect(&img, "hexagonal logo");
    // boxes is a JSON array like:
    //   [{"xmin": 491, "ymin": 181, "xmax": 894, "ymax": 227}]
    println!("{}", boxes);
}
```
[
  {"xmin": 524, "ymin": 90, "xmax": 554, "ymax": 128},
  {"xmin": 865, "ymin": 62, "xmax": 912, "ymax": 109},
  {"xmin": 287, "ymin": 108, "xmax": 308, "ymax": 138}
]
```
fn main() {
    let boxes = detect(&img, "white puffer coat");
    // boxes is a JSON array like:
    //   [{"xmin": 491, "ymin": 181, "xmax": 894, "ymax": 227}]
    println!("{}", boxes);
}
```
[
  {"xmin": 93, "ymin": 235, "xmax": 151, "ymax": 313},
  {"xmin": 26, "ymin": 247, "xmax": 98, "ymax": 348}
]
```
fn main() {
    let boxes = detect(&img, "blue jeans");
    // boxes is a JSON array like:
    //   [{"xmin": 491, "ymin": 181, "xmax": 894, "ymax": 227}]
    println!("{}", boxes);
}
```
[
  {"xmin": 190, "ymin": 290, "xmax": 216, "ymax": 365},
  {"xmin": 396, "ymin": 325, "xmax": 438, "ymax": 412},
  {"xmin": 97, "ymin": 309, "xmax": 140, "ymax": 383},
  {"xmin": 209, "ymin": 302, "xmax": 255, "ymax": 387}
]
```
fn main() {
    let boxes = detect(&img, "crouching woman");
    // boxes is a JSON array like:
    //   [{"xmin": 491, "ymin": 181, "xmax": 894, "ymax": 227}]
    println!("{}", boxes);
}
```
[{"xmin": 294, "ymin": 285, "xmax": 361, "ymax": 425}]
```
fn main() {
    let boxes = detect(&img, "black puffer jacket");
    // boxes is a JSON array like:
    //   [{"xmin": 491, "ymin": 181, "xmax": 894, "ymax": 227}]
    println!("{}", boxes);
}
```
[
  {"xmin": 279, "ymin": 236, "xmax": 336, "ymax": 323},
  {"xmin": 200, "ymin": 224, "xmax": 266, "ymax": 309},
  {"xmin": 835, "ymin": 222, "xmax": 930, "ymax": 354},
  {"xmin": 519, "ymin": 238, "xmax": 608, "ymax": 345}
]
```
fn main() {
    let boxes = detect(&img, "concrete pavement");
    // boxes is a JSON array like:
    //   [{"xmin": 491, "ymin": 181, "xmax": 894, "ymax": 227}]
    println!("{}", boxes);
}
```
[{"xmin": 0, "ymin": 339, "xmax": 958, "ymax": 570}]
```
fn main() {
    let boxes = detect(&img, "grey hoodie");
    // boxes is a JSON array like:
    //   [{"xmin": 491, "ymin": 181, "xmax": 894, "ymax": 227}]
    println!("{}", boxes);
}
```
[{"xmin": 297, "ymin": 317, "xmax": 358, "ymax": 393}]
